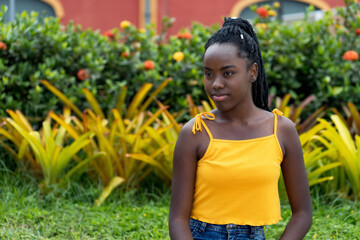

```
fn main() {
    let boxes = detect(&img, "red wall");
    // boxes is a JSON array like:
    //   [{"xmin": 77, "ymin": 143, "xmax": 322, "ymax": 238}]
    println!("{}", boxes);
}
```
[
  {"xmin": 59, "ymin": 0, "xmax": 139, "ymax": 32},
  {"xmin": 157, "ymin": 0, "xmax": 239, "ymax": 35},
  {"xmin": 326, "ymin": 0, "xmax": 349, "ymax": 6},
  {"xmin": 57, "ymin": 0, "xmax": 347, "ymax": 34}
]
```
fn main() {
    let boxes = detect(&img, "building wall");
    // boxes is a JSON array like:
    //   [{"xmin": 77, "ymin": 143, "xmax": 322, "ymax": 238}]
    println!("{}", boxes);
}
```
[
  {"xmin": 157, "ymin": 0, "xmax": 239, "ymax": 35},
  {"xmin": 158, "ymin": 0, "xmax": 349, "ymax": 35},
  {"xmin": 50, "ymin": 0, "xmax": 351, "ymax": 33},
  {"xmin": 58, "ymin": 0, "xmax": 139, "ymax": 32}
]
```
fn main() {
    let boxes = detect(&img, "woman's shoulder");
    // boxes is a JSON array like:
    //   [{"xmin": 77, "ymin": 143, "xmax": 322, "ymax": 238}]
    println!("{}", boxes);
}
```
[
  {"xmin": 274, "ymin": 112, "xmax": 297, "ymax": 133},
  {"xmin": 274, "ymin": 111, "xmax": 300, "ymax": 153},
  {"xmin": 175, "ymin": 113, "xmax": 213, "ymax": 159}
]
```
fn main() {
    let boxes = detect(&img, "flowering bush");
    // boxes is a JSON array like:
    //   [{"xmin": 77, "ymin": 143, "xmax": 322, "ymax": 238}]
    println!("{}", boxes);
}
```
[
  {"xmin": 252, "ymin": 0, "xmax": 360, "ymax": 112},
  {"xmin": 0, "ymin": 7, "xmax": 213, "ymax": 119},
  {"xmin": 1, "ymin": 1, "xmax": 360, "ymax": 121}
]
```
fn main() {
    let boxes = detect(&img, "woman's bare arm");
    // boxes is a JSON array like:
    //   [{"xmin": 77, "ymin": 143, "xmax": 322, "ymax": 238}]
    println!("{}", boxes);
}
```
[
  {"xmin": 169, "ymin": 121, "xmax": 199, "ymax": 240},
  {"xmin": 277, "ymin": 116, "xmax": 313, "ymax": 240}
]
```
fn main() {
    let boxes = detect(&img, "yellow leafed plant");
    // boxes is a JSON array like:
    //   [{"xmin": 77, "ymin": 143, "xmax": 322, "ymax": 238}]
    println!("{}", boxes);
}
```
[
  {"xmin": 314, "ymin": 115, "xmax": 360, "ymax": 197},
  {"xmin": 331, "ymin": 102, "xmax": 360, "ymax": 137},
  {"xmin": 0, "ymin": 110, "xmax": 40, "ymax": 172},
  {"xmin": 296, "ymin": 113, "xmax": 360, "ymax": 198},
  {"xmin": 277, "ymin": 120, "xmax": 341, "ymax": 198},
  {"xmin": 300, "ymin": 122, "xmax": 341, "ymax": 187},
  {"xmin": 41, "ymin": 79, "xmax": 179, "ymax": 205},
  {"xmin": 1, "ymin": 107, "xmax": 105, "ymax": 192}
]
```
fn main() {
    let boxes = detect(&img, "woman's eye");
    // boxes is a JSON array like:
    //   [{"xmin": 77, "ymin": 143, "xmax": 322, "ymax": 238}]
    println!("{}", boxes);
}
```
[
  {"xmin": 224, "ymin": 72, "xmax": 233, "ymax": 77},
  {"xmin": 204, "ymin": 72, "xmax": 212, "ymax": 78}
]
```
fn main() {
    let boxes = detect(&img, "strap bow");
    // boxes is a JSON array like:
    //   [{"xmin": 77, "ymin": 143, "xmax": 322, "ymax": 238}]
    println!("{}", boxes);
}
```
[
  {"xmin": 272, "ymin": 108, "xmax": 283, "ymax": 116},
  {"xmin": 192, "ymin": 112, "xmax": 215, "ymax": 134}
]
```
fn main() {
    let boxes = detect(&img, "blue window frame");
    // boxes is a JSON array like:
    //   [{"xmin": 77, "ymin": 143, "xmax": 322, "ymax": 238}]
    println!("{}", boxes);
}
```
[
  {"xmin": 239, "ymin": 0, "xmax": 320, "ymax": 20},
  {"xmin": 0, "ymin": 0, "xmax": 55, "ymax": 22}
]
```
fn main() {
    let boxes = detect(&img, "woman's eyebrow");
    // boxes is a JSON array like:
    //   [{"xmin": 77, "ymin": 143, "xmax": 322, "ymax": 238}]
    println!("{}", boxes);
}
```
[
  {"xmin": 220, "ymin": 65, "xmax": 236, "ymax": 70},
  {"xmin": 203, "ymin": 65, "xmax": 236, "ymax": 71}
]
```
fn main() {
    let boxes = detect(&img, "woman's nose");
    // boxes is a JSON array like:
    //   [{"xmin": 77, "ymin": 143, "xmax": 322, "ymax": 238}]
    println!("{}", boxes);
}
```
[{"xmin": 212, "ymin": 76, "xmax": 224, "ymax": 89}]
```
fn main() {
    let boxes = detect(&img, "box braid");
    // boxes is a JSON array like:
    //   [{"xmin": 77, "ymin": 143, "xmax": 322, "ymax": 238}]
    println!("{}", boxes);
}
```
[{"xmin": 204, "ymin": 17, "xmax": 270, "ymax": 111}]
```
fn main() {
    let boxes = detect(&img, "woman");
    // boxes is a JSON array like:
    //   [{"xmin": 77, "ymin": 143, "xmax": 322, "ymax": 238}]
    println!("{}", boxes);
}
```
[{"xmin": 169, "ymin": 17, "xmax": 312, "ymax": 240}]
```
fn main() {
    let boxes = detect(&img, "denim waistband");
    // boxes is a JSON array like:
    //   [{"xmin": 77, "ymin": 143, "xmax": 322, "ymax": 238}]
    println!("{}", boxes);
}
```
[{"xmin": 190, "ymin": 218, "xmax": 264, "ymax": 234}]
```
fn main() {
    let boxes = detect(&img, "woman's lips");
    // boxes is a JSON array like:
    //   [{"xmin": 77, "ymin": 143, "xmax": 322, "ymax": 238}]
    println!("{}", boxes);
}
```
[{"xmin": 212, "ymin": 94, "xmax": 228, "ymax": 101}]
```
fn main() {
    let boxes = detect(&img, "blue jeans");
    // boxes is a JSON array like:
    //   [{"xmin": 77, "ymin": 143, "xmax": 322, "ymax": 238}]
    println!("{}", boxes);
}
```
[{"xmin": 190, "ymin": 218, "xmax": 266, "ymax": 240}]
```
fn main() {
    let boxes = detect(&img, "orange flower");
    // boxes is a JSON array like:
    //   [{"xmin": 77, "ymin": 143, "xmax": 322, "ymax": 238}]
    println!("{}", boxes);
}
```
[
  {"xmin": 256, "ymin": 7, "xmax": 268, "ymax": 18},
  {"xmin": 356, "ymin": 28, "xmax": 360, "ymax": 35},
  {"xmin": 104, "ymin": 30, "xmax": 115, "ymax": 39},
  {"xmin": 255, "ymin": 23, "xmax": 267, "ymax": 30},
  {"xmin": 268, "ymin": 10, "xmax": 277, "ymax": 17},
  {"xmin": 177, "ymin": 33, "xmax": 183, "ymax": 39},
  {"xmin": 120, "ymin": 20, "xmax": 131, "ymax": 29},
  {"xmin": 177, "ymin": 32, "xmax": 192, "ymax": 39},
  {"xmin": 0, "ymin": 41, "xmax": 7, "ymax": 51},
  {"xmin": 343, "ymin": 50, "xmax": 359, "ymax": 61},
  {"xmin": 182, "ymin": 32, "xmax": 192, "ymax": 39},
  {"xmin": 144, "ymin": 60, "xmax": 155, "ymax": 70},
  {"xmin": 121, "ymin": 51, "xmax": 130, "ymax": 58},
  {"xmin": 77, "ymin": 69, "xmax": 90, "ymax": 81},
  {"xmin": 173, "ymin": 51, "xmax": 184, "ymax": 62}
]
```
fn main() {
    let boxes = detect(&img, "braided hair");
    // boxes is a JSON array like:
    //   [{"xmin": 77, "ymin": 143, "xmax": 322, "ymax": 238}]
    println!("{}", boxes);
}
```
[{"xmin": 204, "ymin": 17, "xmax": 270, "ymax": 111}]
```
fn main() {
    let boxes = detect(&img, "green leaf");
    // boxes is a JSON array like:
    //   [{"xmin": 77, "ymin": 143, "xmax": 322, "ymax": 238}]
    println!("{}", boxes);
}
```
[
  {"xmin": 126, "ymin": 83, "xmax": 153, "ymax": 119},
  {"xmin": 82, "ymin": 88, "xmax": 105, "ymax": 119},
  {"xmin": 41, "ymin": 80, "xmax": 83, "ymax": 119},
  {"xmin": 94, "ymin": 176, "xmax": 125, "ymax": 207}
]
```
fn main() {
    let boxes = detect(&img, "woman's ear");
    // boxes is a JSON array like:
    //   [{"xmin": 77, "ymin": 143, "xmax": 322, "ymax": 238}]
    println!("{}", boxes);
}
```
[{"xmin": 249, "ymin": 63, "xmax": 258, "ymax": 82}]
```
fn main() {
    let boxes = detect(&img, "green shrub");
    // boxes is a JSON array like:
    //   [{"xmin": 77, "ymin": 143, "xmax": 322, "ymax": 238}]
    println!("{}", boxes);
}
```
[
  {"xmin": 0, "ymin": 7, "xmax": 213, "ymax": 120},
  {"xmin": 1, "ymin": 1, "xmax": 360, "ymax": 122},
  {"xmin": 253, "ymin": 1, "xmax": 360, "ymax": 112},
  {"xmin": 0, "ymin": 7, "xmax": 119, "ymax": 120}
]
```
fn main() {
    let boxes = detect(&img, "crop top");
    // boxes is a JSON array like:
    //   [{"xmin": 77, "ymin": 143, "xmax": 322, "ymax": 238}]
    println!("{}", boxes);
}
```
[{"xmin": 190, "ymin": 109, "xmax": 284, "ymax": 226}]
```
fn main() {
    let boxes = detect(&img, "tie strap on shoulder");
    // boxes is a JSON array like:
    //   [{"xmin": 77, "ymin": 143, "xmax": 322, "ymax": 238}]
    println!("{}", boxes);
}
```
[
  {"xmin": 192, "ymin": 112, "xmax": 215, "ymax": 135},
  {"xmin": 272, "ymin": 108, "xmax": 283, "ymax": 116},
  {"xmin": 272, "ymin": 108, "xmax": 283, "ymax": 134}
]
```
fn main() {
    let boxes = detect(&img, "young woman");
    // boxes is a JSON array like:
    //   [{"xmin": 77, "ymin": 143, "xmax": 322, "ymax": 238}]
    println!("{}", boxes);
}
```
[{"xmin": 169, "ymin": 17, "xmax": 312, "ymax": 240}]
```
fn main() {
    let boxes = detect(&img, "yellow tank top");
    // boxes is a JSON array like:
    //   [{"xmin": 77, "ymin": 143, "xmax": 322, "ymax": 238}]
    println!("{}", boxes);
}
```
[{"xmin": 190, "ymin": 109, "xmax": 284, "ymax": 226}]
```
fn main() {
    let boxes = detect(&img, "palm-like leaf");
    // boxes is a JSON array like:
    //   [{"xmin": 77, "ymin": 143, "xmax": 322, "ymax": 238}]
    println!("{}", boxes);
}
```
[
  {"xmin": 5, "ymin": 112, "xmax": 98, "ymax": 191},
  {"xmin": 42, "ymin": 79, "xmax": 177, "ymax": 199}
]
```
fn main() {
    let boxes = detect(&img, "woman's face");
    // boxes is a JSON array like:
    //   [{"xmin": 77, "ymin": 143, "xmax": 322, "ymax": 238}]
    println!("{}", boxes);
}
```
[{"xmin": 203, "ymin": 43, "xmax": 258, "ymax": 112}]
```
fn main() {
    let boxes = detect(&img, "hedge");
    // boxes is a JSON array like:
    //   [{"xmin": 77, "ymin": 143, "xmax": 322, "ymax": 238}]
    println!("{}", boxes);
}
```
[{"xmin": 0, "ymin": 1, "xmax": 360, "ymax": 122}]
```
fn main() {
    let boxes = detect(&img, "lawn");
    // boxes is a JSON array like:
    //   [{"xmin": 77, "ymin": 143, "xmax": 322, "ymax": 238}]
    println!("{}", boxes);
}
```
[{"xmin": 0, "ymin": 169, "xmax": 359, "ymax": 239}]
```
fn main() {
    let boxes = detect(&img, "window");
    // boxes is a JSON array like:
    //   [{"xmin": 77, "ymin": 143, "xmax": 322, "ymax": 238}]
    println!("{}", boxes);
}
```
[
  {"xmin": 238, "ymin": 0, "xmax": 322, "ymax": 22},
  {"xmin": 0, "ymin": 0, "xmax": 55, "ymax": 22}
]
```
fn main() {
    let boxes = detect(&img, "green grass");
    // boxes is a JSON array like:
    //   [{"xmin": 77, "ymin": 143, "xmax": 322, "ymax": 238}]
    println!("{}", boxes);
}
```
[{"xmin": 0, "ymin": 169, "xmax": 359, "ymax": 239}]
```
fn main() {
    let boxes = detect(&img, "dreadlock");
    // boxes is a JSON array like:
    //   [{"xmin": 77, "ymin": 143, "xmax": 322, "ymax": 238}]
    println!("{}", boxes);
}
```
[{"xmin": 204, "ymin": 17, "xmax": 270, "ymax": 111}]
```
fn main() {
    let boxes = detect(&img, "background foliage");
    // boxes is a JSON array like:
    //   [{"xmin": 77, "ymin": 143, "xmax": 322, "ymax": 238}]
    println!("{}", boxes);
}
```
[
  {"xmin": 1, "ymin": 1, "xmax": 360, "ymax": 202},
  {"xmin": 1, "ymin": 2, "xmax": 360, "ymax": 121},
  {"xmin": 254, "ymin": 1, "xmax": 360, "ymax": 113}
]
